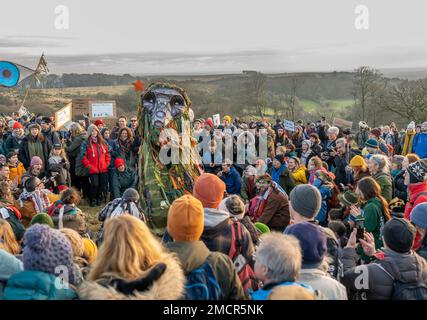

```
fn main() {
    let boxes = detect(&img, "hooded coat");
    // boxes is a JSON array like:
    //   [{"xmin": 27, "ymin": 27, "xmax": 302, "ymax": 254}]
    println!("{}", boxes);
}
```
[{"xmin": 77, "ymin": 253, "xmax": 185, "ymax": 300}]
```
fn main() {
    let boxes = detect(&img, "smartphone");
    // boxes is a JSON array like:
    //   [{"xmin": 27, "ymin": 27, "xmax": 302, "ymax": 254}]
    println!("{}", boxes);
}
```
[{"xmin": 355, "ymin": 218, "xmax": 365, "ymax": 242}]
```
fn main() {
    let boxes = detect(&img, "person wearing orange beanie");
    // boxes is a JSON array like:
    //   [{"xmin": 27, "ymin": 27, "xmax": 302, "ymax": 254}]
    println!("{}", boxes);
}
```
[
  {"xmin": 165, "ymin": 194, "xmax": 246, "ymax": 299},
  {"xmin": 192, "ymin": 173, "xmax": 226, "ymax": 209}
]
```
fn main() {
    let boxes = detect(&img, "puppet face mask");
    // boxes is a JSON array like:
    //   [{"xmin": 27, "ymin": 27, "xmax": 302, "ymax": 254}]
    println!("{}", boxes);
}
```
[{"xmin": 142, "ymin": 87, "xmax": 187, "ymax": 129}]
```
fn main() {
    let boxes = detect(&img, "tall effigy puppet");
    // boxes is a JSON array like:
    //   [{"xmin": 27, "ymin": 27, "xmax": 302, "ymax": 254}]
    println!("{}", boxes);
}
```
[{"xmin": 137, "ymin": 82, "xmax": 201, "ymax": 236}]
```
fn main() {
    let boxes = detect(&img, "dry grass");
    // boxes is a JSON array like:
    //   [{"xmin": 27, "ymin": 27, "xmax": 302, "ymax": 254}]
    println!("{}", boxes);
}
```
[{"xmin": 79, "ymin": 199, "xmax": 103, "ymax": 235}]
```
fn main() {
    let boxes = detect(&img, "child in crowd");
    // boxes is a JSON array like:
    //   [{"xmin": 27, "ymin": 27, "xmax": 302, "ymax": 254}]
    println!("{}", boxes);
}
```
[
  {"xmin": 6, "ymin": 152, "xmax": 25, "ymax": 187},
  {"xmin": 48, "ymin": 143, "xmax": 71, "ymax": 187}
]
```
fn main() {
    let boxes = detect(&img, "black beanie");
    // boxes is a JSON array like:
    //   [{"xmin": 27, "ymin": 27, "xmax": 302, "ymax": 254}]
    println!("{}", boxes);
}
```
[
  {"xmin": 274, "ymin": 154, "xmax": 285, "ymax": 165},
  {"xmin": 383, "ymin": 218, "xmax": 416, "ymax": 253}
]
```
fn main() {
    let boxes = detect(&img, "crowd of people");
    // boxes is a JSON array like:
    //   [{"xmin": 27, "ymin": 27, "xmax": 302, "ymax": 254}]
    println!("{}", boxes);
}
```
[{"xmin": 0, "ymin": 110, "xmax": 427, "ymax": 300}]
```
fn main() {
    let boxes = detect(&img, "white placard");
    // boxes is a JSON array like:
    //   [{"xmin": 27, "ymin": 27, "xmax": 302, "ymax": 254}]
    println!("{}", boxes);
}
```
[
  {"xmin": 213, "ymin": 114, "xmax": 221, "ymax": 127},
  {"xmin": 55, "ymin": 103, "xmax": 72, "ymax": 129},
  {"xmin": 91, "ymin": 102, "xmax": 114, "ymax": 118},
  {"xmin": 284, "ymin": 120, "xmax": 295, "ymax": 132}
]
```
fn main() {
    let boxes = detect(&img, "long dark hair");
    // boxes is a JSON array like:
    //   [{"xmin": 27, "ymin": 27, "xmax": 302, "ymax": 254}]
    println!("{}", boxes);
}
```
[{"xmin": 357, "ymin": 177, "xmax": 391, "ymax": 222}]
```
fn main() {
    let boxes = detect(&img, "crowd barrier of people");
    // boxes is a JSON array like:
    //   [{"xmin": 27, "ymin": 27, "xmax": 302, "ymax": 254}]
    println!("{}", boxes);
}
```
[{"xmin": 0, "ymin": 111, "xmax": 427, "ymax": 300}]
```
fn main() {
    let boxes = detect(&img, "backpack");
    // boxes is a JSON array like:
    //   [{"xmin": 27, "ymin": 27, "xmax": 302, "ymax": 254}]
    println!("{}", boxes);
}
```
[
  {"xmin": 75, "ymin": 141, "xmax": 89, "ymax": 177},
  {"xmin": 183, "ymin": 261, "xmax": 223, "ymax": 300},
  {"xmin": 374, "ymin": 260, "xmax": 427, "ymax": 300},
  {"xmin": 228, "ymin": 221, "xmax": 259, "ymax": 294}
]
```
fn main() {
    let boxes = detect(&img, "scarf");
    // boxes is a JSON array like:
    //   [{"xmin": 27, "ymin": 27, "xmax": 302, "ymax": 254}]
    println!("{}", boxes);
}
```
[
  {"xmin": 402, "ymin": 131, "xmax": 415, "ymax": 156},
  {"xmin": 118, "ymin": 138, "xmax": 132, "ymax": 154},
  {"xmin": 271, "ymin": 163, "xmax": 287, "ymax": 185},
  {"xmin": 19, "ymin": 189, "xmax": 51, "ymax": 214}
]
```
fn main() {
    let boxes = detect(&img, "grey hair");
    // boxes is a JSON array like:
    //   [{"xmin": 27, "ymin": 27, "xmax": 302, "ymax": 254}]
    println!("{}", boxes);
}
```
[
  {"xmin": 370, "ymin": 154, "xmax": 390, "ymax": 175},
  {"xmin": 255, "ymin": 232, "xmax": 302, "ymax": 283},
  {"xmin": 327, "ymin": 126, "xmax": 339, "ymax": 135}
]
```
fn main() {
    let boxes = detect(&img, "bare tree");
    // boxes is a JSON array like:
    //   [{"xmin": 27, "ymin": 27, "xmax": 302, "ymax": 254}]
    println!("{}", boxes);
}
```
[
  {"xmin": 381, "ymin": 79, "xmax": 427, "ymax": 124},
  {"xmin": 242, "ymin": 71, "xmax": 267, "ymax": 117},
  {"xmin": 285, "ymin": 77, "xmax": 303, "ymax": 121},
  {"xmin": 352, "ymin": 66, "xmax": 382, "ymax": 121}
]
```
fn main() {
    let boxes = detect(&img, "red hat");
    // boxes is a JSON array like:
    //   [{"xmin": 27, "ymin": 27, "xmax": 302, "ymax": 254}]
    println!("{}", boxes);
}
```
[
  {"xmin": 94, "ymin": 119, "xmax": 105, "ymax": 126},
  {"xmin": 115, "ymin": 158, "xmax": 125, "ymax": 169},
  {"xmin": 13, "ymin": 122, "xmax": 23, "ymax": 130},
  {"xmin": 370, "ymin": 128, "xmax": 381, "ymax": 138},
  {"xmin": 204, "ymin": 118, "xmax": 214, "ymax": 128}
]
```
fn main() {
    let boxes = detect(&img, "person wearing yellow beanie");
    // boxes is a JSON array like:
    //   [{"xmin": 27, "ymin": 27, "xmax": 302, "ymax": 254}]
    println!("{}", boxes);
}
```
[
  {"xmin": 82, "ymin": 237, "xmax": 98, "ymax": 264},
  {"xmin": 349, "ymin": 155, "xmax": 370, "ymax": 188},
  {"xmin": 165, "ymin": 195, "xmax": 245, "ymax": 299}
]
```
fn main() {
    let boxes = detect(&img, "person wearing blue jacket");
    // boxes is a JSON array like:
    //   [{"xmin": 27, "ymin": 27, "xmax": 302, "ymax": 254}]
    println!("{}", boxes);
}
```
[
  {"xmin": 218, "ymin": 160, "xmax": 242, "ymax": 195},
  {"xmin": 412, "ymin": 122, "xmax": 427, "ymax": 159},
  {"xmin": 0, "ymin": 249, "xmax": 23, "ymax": 299},
  {"xmin": 3, "ymin": 224, "xmax": 78, "ymax": 300}
]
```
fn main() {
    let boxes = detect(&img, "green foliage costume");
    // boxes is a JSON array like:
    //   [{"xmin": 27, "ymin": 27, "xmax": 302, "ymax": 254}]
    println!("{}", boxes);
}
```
[{"xmin": 137, "ymin": 82, "xmax": 201, "ymax": 236}]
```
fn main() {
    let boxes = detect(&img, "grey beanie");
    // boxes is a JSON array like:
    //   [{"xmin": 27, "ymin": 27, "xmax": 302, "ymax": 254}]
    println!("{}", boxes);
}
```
[
  {"xmin": 23, "ymin": 224, "xmax": 76, "ymax": 285},
  {"xmin": 122, "ymin": 188, "xmax": 140, "ymax": 202},
  {"xmin": 289, "ymin": 184, "xmax": 322, "ymax": 219}
]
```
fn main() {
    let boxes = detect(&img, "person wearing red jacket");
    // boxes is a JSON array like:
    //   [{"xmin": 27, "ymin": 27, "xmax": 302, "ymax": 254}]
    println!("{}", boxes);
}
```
[
  {"xmin": 403, "ymin": 160, "xmax": 427, "ymax": 251},
  {"xmin": 81, "ymin": 125, "xmax": 111, "ymax": 207}
]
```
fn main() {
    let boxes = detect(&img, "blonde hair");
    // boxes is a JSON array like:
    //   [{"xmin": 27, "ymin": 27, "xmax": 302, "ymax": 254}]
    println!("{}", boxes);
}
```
[
  {"xmin": 0, "ymin": 219, "xmax": 21, "ymax": 255},
  {"xmin": 69, "ymin": 123, "xmax": 86, "ymax": 138},
  {"xmin": 88, "ymin": 215, "xmax": 166, "ymax": 281},
  {"xmin": 49, "ymin": 145, "xmax": 69, "ymax": 161}
]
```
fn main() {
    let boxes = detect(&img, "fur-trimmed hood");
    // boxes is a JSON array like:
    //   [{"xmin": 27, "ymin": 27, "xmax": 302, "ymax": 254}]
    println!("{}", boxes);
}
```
[{"xmin": 77, "ymin": 252, "xmax": 185, "ymax": 300}]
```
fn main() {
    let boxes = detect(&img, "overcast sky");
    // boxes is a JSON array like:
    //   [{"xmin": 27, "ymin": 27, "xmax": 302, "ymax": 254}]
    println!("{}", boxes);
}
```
[{"xmin": 1, "ymin": 0, "xmax": 427, "ymax": 74}]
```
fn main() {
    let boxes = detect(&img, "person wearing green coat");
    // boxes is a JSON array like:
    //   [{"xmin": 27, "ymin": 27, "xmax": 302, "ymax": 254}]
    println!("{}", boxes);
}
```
[
  {"xmin": 367, "ymin": 154, "xmax": 393, "ymax": 203},
  {"xmin": 350, "ymin": 176, "xmax": 391, "ymax": 258},
  {"xmin": 110, "ymin": 158, "xmax": 138, "ymax": 200}
]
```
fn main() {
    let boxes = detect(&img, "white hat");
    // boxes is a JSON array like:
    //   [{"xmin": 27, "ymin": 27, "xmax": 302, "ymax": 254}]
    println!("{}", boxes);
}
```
[{"xmin": 407, "ymin": 121, "xmax": 416, "ymax": 130}]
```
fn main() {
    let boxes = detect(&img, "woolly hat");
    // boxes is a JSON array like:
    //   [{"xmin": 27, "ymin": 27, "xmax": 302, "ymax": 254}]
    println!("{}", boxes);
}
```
[
  {"xmin": 338, "ymin": 190, "xmax": 360, "ymax": 207},
  {"xmin": 219, "ymin": 195, "xmax": 245, "ymax": 219},
  {"xmin": 410, "ymin": 203, "xmax": 427, "ymax": 229},
  {"xmin": 349, "ymin": 155, "xmax": 367, "ymax": 169},
  {"xmin": 204, "ymin": 118, "xmax": 214, "ymax": 128},
  {"xmin": 122, "ymin": 188, "xmax": 139, "ymax": 202},
  {"xmin": 82, "ymin": 238, "xmax": 98, "ymax": 264},
  {"xmin": 365, "ymin": 138, "xmax": 379, "ymax": 149},
  {"xmin": 28, "ymin": 123, "xmax": 41, "ymax": 131},
  {"xmin": 383, "ymin": 218, "xmax": 416, "ymax": 253},
  {"xmin": 285, "ymin": 222, "xmax": 326, "ymax": 266},
  {"xmin": 223, "ymin": 115, "xmax": 232, "ymax": 123},
  {"xmin": 406, "ymin": 160, "xmax": 427, "ymax": 183},
  {"xmin": 94, "ymin": 119, "xmax": 105, "ymax": 126},
  {"xmin": 30, "ymin": 213, "xmax": 54, "ymax": 228},
  {"xmin": 23, "ymin": 224, "xmax": 75, "ymax": 285},
  {"xmin": 115, "ymin": 158, "xmax": 125, "ymax": 169},
  {"xmin": 60, "ymin": 228, "xmax": 84, "ymax": 258},
  {"xmin": 254, "ymin": 222, "xmax": 270, "ymax": 234},
  {"xmin": 193, "ymin": 173, "xmax": 226, "ymax": 209},
  {"xmin": 302, "ymin": 140, "xmax": 312, "ymax": 148},
  {"xmin": 193, "ymin": 118, "xmax": 204, "ymax": 125},
  {"xmin": 407, "ymin": 121, "xmax": 416, "ymax": 130},
  {"xmin": 30, "ymin": 156, "xmax": 43, "ymax": 167},
  {"xmin": 12, "ymin": 121, "xmax": 23, "ymax": 130},
  {"xmin": 370, "ymin": 128, "xmax": 381, "ymax": 138},
  {"xmin": 167, "ymin": 195, "xmax": 204, "ymax": 241},
  {"xmin": 289, "ymin": 184, "xmax": 322, "ymax": 219}
]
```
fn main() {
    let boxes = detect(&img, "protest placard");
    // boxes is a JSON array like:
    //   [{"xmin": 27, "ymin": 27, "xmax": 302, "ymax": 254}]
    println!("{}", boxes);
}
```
[
  {"xmin": 284, "ymin": 120, "xmax": 295, "ymax": 131},
  {"xmin": 333, "ymin": 117, "xmax": 353, "ymax": 129},
  {"xmin": 213, "ymin": 114, "xmax": 221, "ymax": 127},
  {"xmin": 55, "ymin": 102, "xmax": 72, "ymax": 129}
]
